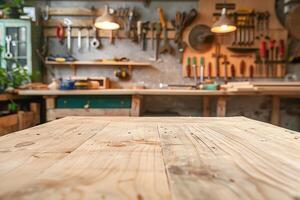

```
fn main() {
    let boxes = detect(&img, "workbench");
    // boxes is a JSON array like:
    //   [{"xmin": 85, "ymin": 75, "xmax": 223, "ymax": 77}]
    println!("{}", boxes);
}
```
[
  {"xmin": 18, "ymin": 88, "xmax": 300, "ymax": 125},
  {"xmin": 0, "ymin": 116, "xmax": 299, "ymax": 199}
]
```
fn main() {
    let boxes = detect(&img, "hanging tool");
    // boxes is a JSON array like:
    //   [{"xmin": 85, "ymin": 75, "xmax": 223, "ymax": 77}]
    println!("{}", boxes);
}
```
[
  {"xmin": 172, "ymin": 9, "xmax": 198, "ymax": 44},
  {"xmin": 186, "ymin": 57, "xmax": 191, "ymax": 78},
  {"xmin": 142, "ymin": 21, "xmax": 150, "ymax": 51},
  {"xmin": 213, "ymin": 43, "xmax": 222, "ymax": 79},
  {"xmin": 64, "ymin": 18, "xmax": 73, "ymax": 54},
  {"xmin": 177, "ymin": 41, "xmax": 186, "ymax": 64},
  {"xmin": 275, "ymin": 45, "xmax": 279, "ymax": 77},
  {"xmin": 56, "ymin": 23, "xmax": 65, "ymax": 45},
  {"xmin": 77, "ymin": 27, "xmax": 83, "ymax": 51},
  {"xmin": 269, "ymin": 40, "xmax": 275, "ymax": 77},
  {"xmin": 264, "ymin": 11, "xmax": 270, "ymax": 40},
  {"xmin": 230, "ymin": 64, "xmax": 235, "ymax": 79},
  {"xmin": 86, "ymin": 27, "xmax": 91, "ymax": 51},
  {"xmin": 240, "ymin": 60, "xmax": 246, "ymax": 78},
  {"xmin": 208, "ymin": 62, "xmax": 212, "ymax": 80},
  {"xmin": 192, "ymin": 57, "xmax": 198, "ymax": 86},
  {"xmin": 91, "ymin": 26, "xmax": 101, "ymax": 49},
  {"xmin": 279, "ymin": 39, "xmax": 285, "ymax": 77},
  {"xmin": 155, "ymin": 22, "xmax": 162, "ymax": 61},
  {"xmin": 260, "ymin": 40, "xmax": 267, "ymax": 77},
  {"xmin": 266, "ymin": 49, "xmax": 270, "ymax": 77},
  {"xmin": 158, "ymin": 7, "xmax": 174, "ymax": 54},
  {"xmin": 137, "ymin": 21, "xmax": 143, "ymax": 44},
  {"xmin": 150, "ymin": 22, "xmax": 155, "ymax": 50},
  {"xmin": 232, "ymin": 13, "xmax": 238, "ymax": 46},
  {"xmin": 222, "ymin": 55, "xmax": 229, "ymax": 83},
  {"xmin": 200, "ymin": 57, "xmax": 205, "ymax": 83},
  {"xmin": 123, "ymin": 8, "xmax": 131, "ymax": 38},
  {"xmin": 5, "ymin": 35, "xmax": 13, "ymax": 59},
  {"xmin": 188, "ymin": 24, "xmax": 214, "ymax": 52},
  {"xmin": 249, "ymin": 65, "xmax": 254, "ymax": 80}
]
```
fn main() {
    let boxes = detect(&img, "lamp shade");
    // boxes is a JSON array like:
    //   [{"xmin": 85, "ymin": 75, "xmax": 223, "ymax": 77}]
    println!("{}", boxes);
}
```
[
  {"xmin": 211, "ymin": 8, "xmax": 236, "ymax": 34},
  {"xmin": 94, "ymin": 6, "xmax": 120, "ymax": 30}
]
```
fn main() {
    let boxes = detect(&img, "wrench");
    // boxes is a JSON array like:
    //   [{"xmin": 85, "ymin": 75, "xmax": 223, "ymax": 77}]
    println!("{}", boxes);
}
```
[
  {"xmin": 91, "ymin": 27, "xmax": 101, "ymax": 49},
  {"xmin": 77, "ymin": 27, "xmax": 82, "ymax": 51},
  {"xmin": 64, "ymin": 18, "xmax": 73, "ymax": 54},
  {"xmin": 5, "ymin": 36, "xmax": 13, "ymax": 59}
]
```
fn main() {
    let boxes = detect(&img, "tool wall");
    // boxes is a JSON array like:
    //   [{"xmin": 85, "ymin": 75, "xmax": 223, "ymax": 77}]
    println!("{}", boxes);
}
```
[{"xmin": 182, "ymin": 0, "xmax": 288, "ymax": 80}]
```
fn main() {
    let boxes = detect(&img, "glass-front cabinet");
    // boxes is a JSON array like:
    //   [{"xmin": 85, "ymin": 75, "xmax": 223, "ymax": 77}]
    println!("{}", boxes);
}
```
[{"xmin": 0, "ymin": 19, "xmax": 41, "ymax": 81}]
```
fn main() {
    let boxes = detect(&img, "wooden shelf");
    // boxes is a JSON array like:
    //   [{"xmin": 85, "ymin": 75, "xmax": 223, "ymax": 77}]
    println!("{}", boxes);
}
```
[
  {"xmin": 46, "ymin": 61, "xmax": 151, "ymax": 66},
  {"xmin": 45, "ymin": 60, "xmax": 151, "ymax": 76},
  {"xmin": 0, "ymin": 93, "xmax": 24, "ymax": 101}
]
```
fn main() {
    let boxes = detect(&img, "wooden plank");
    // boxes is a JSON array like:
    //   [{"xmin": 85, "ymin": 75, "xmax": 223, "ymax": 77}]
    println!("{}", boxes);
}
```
[
  {"xmin": 157, "ymin": 118, "xmax": 300, "ymax": 200},
  {"xmin": 44, "ymin": 28, "xmax": 176, "ymax": 39},
  {"xmin": 0, "ymin": 117, "xmax": 110, "ymax": 197},
  {"xmin": 45, "ymin": 60, "xmax": 150, "ymax": 66},
  {"xmin": 0, "ymin": 117, "xmax": 170, "ymax": 199},
  {"xmin": 216, "ymin": 96, "xmax": 226, "ymax": 117},
  {"xmin": 0, "ymin": 93, "xmax": 24, "ymax": 101},
  {"xmin": 49, "ymin": 7, "xmax": 104, "ymax": 16},
  {"xmin": 30, "ymin": 103, "xmax": 40, "ymax": 125},
  {"xmin": 202, "ymin": 96, "xmax": 210, "ymax": 117},
  {"xmin": 0, "ymin": 117, "xmax": 299, "ymax": 199},
  {"xmin": 130, "ymin": 95, "xmax": 142, "ymax": 117},
  {"xmin": 271, "ymin": 96, "xmax": 280, "ymax": 126},
  {"xmin": 0, "ymin": 114, "xmax": 19, "ymax": 136},
  {"xmin": 54, "ymin": 108, "xmax": 131, "ymax": 118}
]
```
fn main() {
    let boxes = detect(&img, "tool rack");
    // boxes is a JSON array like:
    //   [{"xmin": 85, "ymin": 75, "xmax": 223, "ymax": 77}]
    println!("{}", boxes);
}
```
[{"xmin": 182, "ymin": 0, "xmax": 288, "ymax": 80}]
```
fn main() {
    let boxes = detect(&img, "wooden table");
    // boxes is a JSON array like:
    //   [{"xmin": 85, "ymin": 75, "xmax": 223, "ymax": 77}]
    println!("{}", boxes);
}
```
[
  {"xmin": 0, "ymin": 116, "xmax": 299, "ymax": 200},
  {"xmin": 18, "ymin": 88, "xmax": 300, "ymax": 125}
]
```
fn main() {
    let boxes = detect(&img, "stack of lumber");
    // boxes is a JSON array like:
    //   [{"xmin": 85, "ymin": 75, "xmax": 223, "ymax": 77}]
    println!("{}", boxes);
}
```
[{"xmin": 222, "ymin": 81, "xmax": 300, "ymax": 92}]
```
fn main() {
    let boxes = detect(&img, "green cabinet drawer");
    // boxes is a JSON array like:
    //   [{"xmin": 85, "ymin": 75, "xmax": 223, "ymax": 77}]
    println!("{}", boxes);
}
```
[{"xmin": 56, "ymin": 95, "xmax": 132, "ymax": 109}]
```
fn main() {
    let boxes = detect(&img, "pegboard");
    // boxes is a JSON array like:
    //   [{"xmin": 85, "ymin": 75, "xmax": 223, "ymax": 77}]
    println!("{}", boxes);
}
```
[{"xmin": 182, "ymin": 0, "xmax": 288, "ymax": 79}]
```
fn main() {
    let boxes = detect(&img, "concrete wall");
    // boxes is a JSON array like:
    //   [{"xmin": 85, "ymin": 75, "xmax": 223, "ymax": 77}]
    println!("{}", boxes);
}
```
[{"xmin": 36, "ymin": 0, "xmax": 299, "ymax": 131}]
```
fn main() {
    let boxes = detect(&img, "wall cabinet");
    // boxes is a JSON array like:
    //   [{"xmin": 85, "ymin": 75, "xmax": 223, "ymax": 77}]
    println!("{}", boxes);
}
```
[{"xmin": 0, "ymin": 19, "xmax": 42, "ymax": 81}]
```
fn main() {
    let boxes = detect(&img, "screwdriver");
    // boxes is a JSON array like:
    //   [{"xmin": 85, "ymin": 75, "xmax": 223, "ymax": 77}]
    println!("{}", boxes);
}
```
[
  {"xmin": 269, "ymin": 40, "xmax": 275, "ymax": 77},
  {"xmin": 260, "ymin": 40, "xmax": 267, "ymax": 77},
  {"xmin": 279, "ymin": 39, "xmax": 285, "ymax": 77},
  {"xmin": 192, "ymin": 57, "xmax": 198, "ymax": 86},
  {"xmin": 200, "ymin": 57, "xmax": 205, "ymax": 83}
]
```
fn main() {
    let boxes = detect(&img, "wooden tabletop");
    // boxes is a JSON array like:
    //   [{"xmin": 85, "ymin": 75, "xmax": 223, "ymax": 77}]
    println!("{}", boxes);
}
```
[
  {"xmin": 0, "ymin": 117, "xmax": 299, "ymax": 200},
  {"xmin": 18, "ymin": 88, "xmax": 300, "ymax": 96}
]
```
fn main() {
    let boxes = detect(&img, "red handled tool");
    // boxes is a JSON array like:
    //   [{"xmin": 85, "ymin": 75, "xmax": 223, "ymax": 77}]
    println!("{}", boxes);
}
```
[
  {"xmin": 279, "ymin": 39, "xmax": 285, "ymax": 77},
  {"xmin": 260, "ymin": 40, "xmax": 267, "ymax": 77},
  {"xmin": 56, "ymin": 23, "xmax": 65, "ymax": 45},
  {"xmin": 269, "ymin": 40, "xmax": 275, "ymax": 77}
]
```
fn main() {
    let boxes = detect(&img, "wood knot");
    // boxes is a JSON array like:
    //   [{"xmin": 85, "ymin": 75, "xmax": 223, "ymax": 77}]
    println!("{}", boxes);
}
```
[
  {"xmin": 137, "ymin": 194, "xmax": 144, "ymax": 200},
  {"xmin": 15, "ymin": 141, "xmax": 35, "ymax": 148},
  {"xmin": 168, "ymin": 166, "xmax": 185, "ymax": 175}
]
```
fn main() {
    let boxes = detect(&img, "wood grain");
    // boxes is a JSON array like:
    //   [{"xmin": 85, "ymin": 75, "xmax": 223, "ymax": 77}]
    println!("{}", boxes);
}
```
[{"xmin": 0, "ymin": 117, "xmax": 299, "ymax": 200}]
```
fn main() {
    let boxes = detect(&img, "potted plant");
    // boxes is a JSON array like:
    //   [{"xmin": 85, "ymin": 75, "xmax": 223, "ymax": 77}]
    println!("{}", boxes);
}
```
[
  {"xmin": 8, "ymin": 63, "xmax": 30, "ymax": 88},
  {"xmin": 0, "ymin": 67, "xmax": 8, "ymax": 93},
  {"xmin": 0, "ymin": 0, "xmax": 25, "ymax": 19},
  {"xmin": 0, "ymin": 46, "xmax": 8, "ymax": 93}
]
